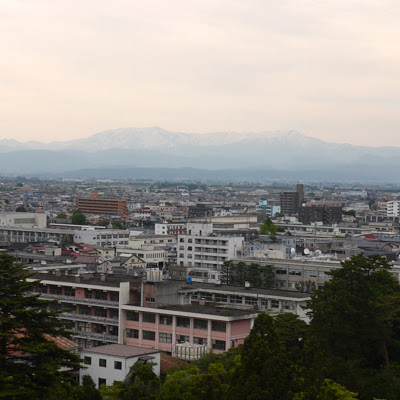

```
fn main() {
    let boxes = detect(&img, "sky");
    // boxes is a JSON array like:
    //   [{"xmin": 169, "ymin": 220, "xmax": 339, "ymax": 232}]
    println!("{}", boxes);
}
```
[{"xmin": 1, "ymin": 0, "xmax": 400, "ymax": 146}]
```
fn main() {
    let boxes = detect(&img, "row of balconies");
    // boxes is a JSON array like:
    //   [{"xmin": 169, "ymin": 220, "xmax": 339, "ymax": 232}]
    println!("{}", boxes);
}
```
[
  {"xmin": 60, "ymin": 312, "xmax": 119, "ymax": 326},
  {"xmin": 32, "ymin": 292, "xmax": 120, "ymax": 308},
  {"xmin": 72, "ymin": 331, "xmax": 118, "ymax": 343}
]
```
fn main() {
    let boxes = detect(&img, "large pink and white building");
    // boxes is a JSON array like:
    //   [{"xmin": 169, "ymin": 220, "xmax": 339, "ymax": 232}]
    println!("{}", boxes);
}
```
[{"xmin": 120, "ymin": 304, "xmax": 257, "ymax": 354}]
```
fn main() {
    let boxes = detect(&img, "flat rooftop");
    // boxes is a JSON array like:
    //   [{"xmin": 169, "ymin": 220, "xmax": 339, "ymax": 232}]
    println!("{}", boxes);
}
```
[
  {"xmin": 156, "ymin": 304, "xmax": 258, "ymax": 317},
  {"xmin": 179, "ymin": 282, "xmax": 311, "ymax": 299},
  {"xmin": 83, "ymin": 344, "xmax": 159, "ymax": 358},
  {"xmin": 29, "ymin": 271, "xmax": 142, "ymax": 287}
]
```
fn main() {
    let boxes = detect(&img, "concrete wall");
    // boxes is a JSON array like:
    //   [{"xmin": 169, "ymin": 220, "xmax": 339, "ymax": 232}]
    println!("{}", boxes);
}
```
[{"xmin": 0, "ymin": 212, "xmax": 47, "ymax": 228}]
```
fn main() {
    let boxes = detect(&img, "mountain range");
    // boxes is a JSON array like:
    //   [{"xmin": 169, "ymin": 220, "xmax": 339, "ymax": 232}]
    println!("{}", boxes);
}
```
[{"xmin": 0, "ymin": 127, "xmax": 398, "ymax": 182}]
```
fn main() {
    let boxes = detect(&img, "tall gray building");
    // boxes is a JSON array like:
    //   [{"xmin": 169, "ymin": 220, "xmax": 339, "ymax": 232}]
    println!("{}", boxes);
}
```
[{"xmin": 280, "ymin": 184, "xmax": 304, "ymax": 215}]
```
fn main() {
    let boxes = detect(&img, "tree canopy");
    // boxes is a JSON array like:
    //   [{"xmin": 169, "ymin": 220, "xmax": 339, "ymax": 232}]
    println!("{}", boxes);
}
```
[
  {"xmin": 0, "ymin": 253, "xmax": 82, "ymax": 399},
  {"xmin": 4, "ymin": 253, "xmax": 399, "ymax": 399},
  {"xmin": 259, "ymin": 217, "xmax": 278, "ymax": 236},
  {"xmin": 71, "ymin": 209, "xmax": 88, "ymax": 225}
]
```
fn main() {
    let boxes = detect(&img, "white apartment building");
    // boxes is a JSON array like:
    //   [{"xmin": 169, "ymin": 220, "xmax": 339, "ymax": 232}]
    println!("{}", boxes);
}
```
[
  {"xmin": 387, "ymin": 201, "xmax": 400, "ymax": 217},
  {"xmin": 0, "ymin": 225, "xmax": 130, "ymax": 247},
  {"xmin": 155, "ymin": 223, "xmax": 186, "ymax": 236},
  {"xmin": 177, "ymin": 223, "xmax": 244, "ymax": 283}
]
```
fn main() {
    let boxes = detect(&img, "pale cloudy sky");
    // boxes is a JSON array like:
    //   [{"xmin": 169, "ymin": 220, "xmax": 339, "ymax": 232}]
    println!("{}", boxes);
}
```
[{"xmin": 1, "ymin": 0, "xmax": 400, "ymax": 146}]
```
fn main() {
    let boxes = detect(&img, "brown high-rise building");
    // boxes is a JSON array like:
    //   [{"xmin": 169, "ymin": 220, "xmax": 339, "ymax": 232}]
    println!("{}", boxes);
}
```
[
  {"xmin": 76, "ymin": 191, "xmax": 127, "ymax": 216},
  {"xmin": 280, "ymin": 184, "xmax": 304, "ymax": 216}
]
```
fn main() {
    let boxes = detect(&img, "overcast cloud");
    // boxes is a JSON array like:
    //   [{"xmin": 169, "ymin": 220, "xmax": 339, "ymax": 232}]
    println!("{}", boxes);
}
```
[{"xmin": 1, "ymin": 0, "xmax": 400, "ymax": 146}]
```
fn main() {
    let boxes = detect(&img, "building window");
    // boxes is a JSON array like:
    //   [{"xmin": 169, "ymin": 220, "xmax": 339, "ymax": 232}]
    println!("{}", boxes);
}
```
[
  {"xmin": 143, "ymin": 313, "xmax": 156, "ymax": 323},
  {"xmin": 110, "ymin": 292, "xmax": 119, "ymax": 302},
  {"xmin": 199, "ymin": 292, "xmax": 212, "ymax": 301},
  {"xmin": 145, "ymin": 297, "xmax": 155, "ymax": 303},
  {"xmin": 229, "ymin": 295, "xmax": 242, "ymax": 304},
  {"xmin": 215, "ymin": 294, "xmax": 227, "ymax": 302},
  {"xmin": 98, "ymin": 378, "xmax": 106, "ymax": 388},
  {"xmin": 211, "ymin": 321, "xmax": 226, "ymax": 332},
  {"xmin": 64, "ymin": 287, "xmax": 75, "ymax": 297},
  {"xmin": 177, "ymin": 317, "xmax": 190, "ymax": 328},
  {"xmin": 142, "ymin": 330, "xmax": 155, "ymax": 341},
  {"xmin": 159, "ymin": 316, "xmax": 172, "ymax": 326},
  {"xmin": 271, "ymin": 300, "xmax": 280, "ymax": 308},
  {"xmin": 289, "ymin": 269, "xmax": 302, "ymax": 276},
  {"xmin": 84, "ymin": 356, "xmax": 91, "ymax": 365},
  {"xmin": 245, "ymin": 297, "xmax": 258, "ymax": 305},
  {"xmin": 99, "ymin": 358, "xmax": 107, "ymax": 367},
  {"xmin": 260, "ymin": 299, "xmax": 268, "ymax": 309},
  {"xmin": 114, "ymin": 361, "xmax": 122, "ymax": 370},
  {"xmin": 212, "ymin": 340, "xmax": 226, "ymax": 351},
  {"xmin": 126, "ymin": 329, "xmax": 139, "ymax": 339},
  {"xmin": 176, "ymin": 334, "xmax": 189, "ymax": 343},
  {"xmin": 283, "ymin": 301, "xmax": 295, "ymax": 310},
  {"xmin": 193, "ymin": 337, "xmax": 207, "ymax": 345},
  {"xmin": 275, "ymin": 269, "xmax": 287, "ymax": 275},
  {"xmin": 304, "ymin": 270, "xmax": 317, "ymax": 278},
  {"xmin": 126, "ymin": 311, "xmax": 139, "ymax": 321},
  {"xmin": 159, "ymin": 332, "xmax": 172, "ymax": 343},
  {"xmin": 194, "ymin": 319, "xmax": 208, "ymax": 330}
]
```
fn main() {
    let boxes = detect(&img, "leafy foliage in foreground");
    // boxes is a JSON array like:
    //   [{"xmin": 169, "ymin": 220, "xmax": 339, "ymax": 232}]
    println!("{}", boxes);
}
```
[
  {"xmin": 2, "ymin": 254, "xmax": 399, "ymax": 399},
  {"xmin": 0, "ymin": 253, "xmax": 82, "ymax": 399}
]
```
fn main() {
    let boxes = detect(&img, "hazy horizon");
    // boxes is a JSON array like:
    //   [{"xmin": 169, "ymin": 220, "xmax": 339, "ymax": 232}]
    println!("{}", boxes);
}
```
[
  {"xmin": 2, "ymin": 1, "xmax": 400, "ymax": 146},
  {"xmin": 0, "ymin": 126, "xmax": 397, "ymax": 149}
]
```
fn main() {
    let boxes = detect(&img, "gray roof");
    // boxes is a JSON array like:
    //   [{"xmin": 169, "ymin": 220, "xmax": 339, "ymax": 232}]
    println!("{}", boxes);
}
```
[{"xmin": 83, "ymin": 344, "xmax": 159, "ymax": 358}]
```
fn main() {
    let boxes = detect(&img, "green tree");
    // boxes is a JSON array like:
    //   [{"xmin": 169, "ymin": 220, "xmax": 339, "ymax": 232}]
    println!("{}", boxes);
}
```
[
  {"xmin": 15, "ymin": 205, "xmax": 26, "ymax": 212},
  {"xmin": 259, "ymin": 217, "xmax": 277, "ymax": 236},
  {"xmin": 79, "ymin": 375, "xmax": 102, "ymax": 400},
  {"xmin": 56, "ymin": 213, "xmax": 67, "ymax": 219},
  {"xmin": 99, "ymin": 382, "xmax": 123, "ymax": 400},
  {"xmin": 235, "ymin": 262, "xmax": 247, "ymax": 286},
  {"xmin": 221, "ymin": 260, "xmax": 234, "ymax": 285},
  {"xmin": 231, "ymin": 313, "xmax": 293, "ymax": 400},
  {"xmin": 0, "ymin": 254, "xmax": 82, "ymax": 399},
  {"xmin": 118, "ymin": 363, "xmax": 160, "ymax": 400},
  {"xmin": 112, "ymin": 221, "xmax": 123, "ymax": 229},
  {"xmin": 274, "ymin": 313, "xmax": 308, "ymax": 364},
  {"xmin": 295, "ymin": 279, "xmax": 316, "ymax": 293},
  {"xmin": 274, "ymin": 212, "xmax": 285, "ymax": 218},
  {"xmin": 71, "ymin": 209, "xmax": 87, "ymax": 225},
  {"xmin": 161, "ymin": 364, "xmax": 229, "ymax": 400},
  {"xmin": 60, "ymin": 234, "xmax": 74, "ymax": 248},
  {"xmin": 262, "ymin": 265, "xmax": 275, "ymax": 289},
  {"xmin": 293, "ymin": 379, "xmax": 358, "ymax": 400},
  {"xmin": 247, "ymin": 263, "xmax": 261, "ymax": 287},
  {"xmin": 308, "ymin": 254, "xmax": 400, "ymax": 399}
]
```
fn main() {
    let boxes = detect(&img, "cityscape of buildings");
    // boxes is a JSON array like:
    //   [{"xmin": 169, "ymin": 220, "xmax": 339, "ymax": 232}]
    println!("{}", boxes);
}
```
[{"xmin": 2, "ymin": 178, "xmax": 400, "ymax": 386}]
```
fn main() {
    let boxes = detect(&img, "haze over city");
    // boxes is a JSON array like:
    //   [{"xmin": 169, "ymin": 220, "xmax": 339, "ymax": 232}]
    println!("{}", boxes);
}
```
[{"xmin": 2, "ymin": 0, "xmax": 400, "ymax": 146}]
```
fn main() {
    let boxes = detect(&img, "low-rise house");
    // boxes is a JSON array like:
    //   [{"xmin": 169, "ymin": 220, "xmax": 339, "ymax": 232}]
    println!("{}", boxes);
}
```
[{"xmin": 80, "ymin": 344, "xmax": 161, "ymax": 388}]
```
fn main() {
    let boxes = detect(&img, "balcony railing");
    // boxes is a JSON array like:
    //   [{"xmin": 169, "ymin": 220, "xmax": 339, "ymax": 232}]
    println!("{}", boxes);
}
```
[
  {"xmin": 32, "ymin": 292, "xmax": 120, "ymax": 308},
  {"xmin": 59, "ymin": 312, "xmax": 119, "ymax": 326},
  {"xmin": 71, "ymin": 331, "xmax": 118, "ymax": 343}
]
